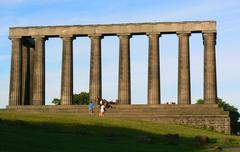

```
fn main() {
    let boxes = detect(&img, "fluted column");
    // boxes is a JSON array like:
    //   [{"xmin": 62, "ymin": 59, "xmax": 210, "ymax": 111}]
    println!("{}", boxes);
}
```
[
  {"xmin": 177, "ymin": 32, "xmax": 191, "ymax": 104},
  {"xmin": 9, "ymin": 37, "xmax": 22, "ymax": 105},
  {"xmin": 203, "ymin": 32, "xmax": 217, "ymax": 104},
  {"xmin": 61, "ymin": 35, "xmax": 74, "ymax": 105},
  {"xmin": 118, "ymin": 34, "xmax": 131, "ymax": 104},
  {"xmin": 32, "ymin": 36, "xmax": 46, "ymax": 105},
  {"xmin": 147, "ymin": 33, "xmax": 160, "ymax": 104},
  {"xmin": 29, "ymin": 46, "xmax": 35, "ymax": 105},
  {"xmin": 89, "ymin": 34, "xmax": 102, "ymax": 103},
  {"xmin": 21, "ymin": 40, "xmax": 30, "ymax": 105}
]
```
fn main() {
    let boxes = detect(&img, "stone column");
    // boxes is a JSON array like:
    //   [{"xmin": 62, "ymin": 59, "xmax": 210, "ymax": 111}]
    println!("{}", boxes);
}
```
[
  {"xmin": 32, "ymin": 36, "xmax": 46, "ymax": 105},
  {"xmin": 89, "ymin": 34, "xmax": 102, "ymax": 103},
  {"xmin": 21, "ymin": 40, "xmax": 30, "ymax": 105},
  {"xmin": 177, "ymin": 32, "xmax": 191, "ymax": 104},
  {"xmin": 118, "ymin": 34, "xmax": 131, "ymax": 104},
  {"xmin": 60, "ymin": 35, "xmax": 74, "ymax": 105},
  {"xmin": 203, "ymin": 32, "xmax": 217, "ymax": 104},
  {"xmin": 147, "ymin": 33, "xmax": 160, "ymax": 104},
  {"xmin": 9, "ymin": 37, "xmax": 22, "ymax": 105},
  {"xmin": 29, "ymin": 46, "xmax": 35, "ymax": 105}
]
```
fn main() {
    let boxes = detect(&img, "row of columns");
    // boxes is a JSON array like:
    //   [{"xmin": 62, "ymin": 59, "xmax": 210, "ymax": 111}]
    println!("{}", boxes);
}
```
[{"xmin": 9, "ymin": 32, "xmax": 217, "ymax": 105}]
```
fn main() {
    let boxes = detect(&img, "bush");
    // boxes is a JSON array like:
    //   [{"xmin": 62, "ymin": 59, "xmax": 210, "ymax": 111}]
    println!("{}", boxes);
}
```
[
  {"xmin": 52, "ymin": 98, "xmax": 61, "ymax": 105},
  {"xmin": 51, "ymin": 92, "xmax": 90, "ymax": 105},
  {"xmin": 73, "ymin": 92, "xmax": 89, "ymax": 105}
]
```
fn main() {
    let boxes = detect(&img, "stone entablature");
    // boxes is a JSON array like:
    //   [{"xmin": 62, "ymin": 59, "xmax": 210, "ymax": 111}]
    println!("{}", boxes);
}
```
[{"xmin": 9, "ymin": 21, "xmax": 216, "ymax": 37}]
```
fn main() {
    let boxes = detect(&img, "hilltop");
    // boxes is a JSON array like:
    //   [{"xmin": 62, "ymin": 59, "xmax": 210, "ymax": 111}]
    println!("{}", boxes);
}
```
[{"xmin": 0, "ymin": 112, "xmax": 239, "ymax": 152}]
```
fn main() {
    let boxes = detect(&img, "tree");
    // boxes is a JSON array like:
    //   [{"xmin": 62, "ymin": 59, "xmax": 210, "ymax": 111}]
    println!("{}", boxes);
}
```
[
  {"xmin": 52, "ymin": 98, "xmax": 61, "ymax": 105},
  {"xmin": 51, "ymin": 92, "xmax": 90, "ymax": 105},
  {"xmin": 197, "ymin": 98, "xmax": 240, "ymax": 134},
  {"xmin": 73, "ymin": 92, "xmax": 89, "ymax": 105}
]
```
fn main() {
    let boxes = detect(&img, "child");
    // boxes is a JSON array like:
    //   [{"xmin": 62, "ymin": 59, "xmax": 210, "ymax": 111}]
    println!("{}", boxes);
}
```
[
  {"xmin": 99, "ymin": 104, "xmax": 105, "ymax": 117},
  {"xmin": 88, "ymin": 101, "xmax": 94, "ymax": 115}
]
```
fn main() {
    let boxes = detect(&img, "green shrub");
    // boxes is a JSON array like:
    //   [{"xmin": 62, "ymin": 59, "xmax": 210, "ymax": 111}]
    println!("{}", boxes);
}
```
[{"xmin": 52, "ymin": 92, "xmax": 89, "ymax": 105}]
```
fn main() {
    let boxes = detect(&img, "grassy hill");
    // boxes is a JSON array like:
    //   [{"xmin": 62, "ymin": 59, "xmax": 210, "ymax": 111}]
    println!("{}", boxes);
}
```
[{"xmin": 0, "ymin": 111, "xmax": 239, "ymax": 152}]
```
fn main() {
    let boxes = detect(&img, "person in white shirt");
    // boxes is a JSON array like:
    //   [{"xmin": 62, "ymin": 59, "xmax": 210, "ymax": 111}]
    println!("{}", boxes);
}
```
[
  {"xmin": 100, "ymin": 99, "xmax": 103, "ymax": 106},
  {"xmin": 99, "ymin": 104, "xmax": 105, "ymax": 117}
]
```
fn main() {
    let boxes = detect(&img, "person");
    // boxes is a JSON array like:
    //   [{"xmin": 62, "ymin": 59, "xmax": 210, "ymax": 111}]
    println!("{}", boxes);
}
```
[
  {"xmin": 99, "ymin": 104, "xmax": 105, "ymax": 117},
  {"xmin": 88, "ymin": 101, "xmax": 94, "ymax": 115},
  {"xmin": 99, "ymin": 99, "xmax": 103, "ymax": 106}
]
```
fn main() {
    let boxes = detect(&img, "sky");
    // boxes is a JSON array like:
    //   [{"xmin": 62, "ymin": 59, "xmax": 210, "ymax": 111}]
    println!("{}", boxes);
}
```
[{"xmin": 0, "ymin": 0, "xmax": 239, "ymax": 109}]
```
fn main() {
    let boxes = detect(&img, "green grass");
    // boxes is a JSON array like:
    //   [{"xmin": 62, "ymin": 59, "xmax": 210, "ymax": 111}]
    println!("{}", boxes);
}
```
[{"xmin": 0, "ymin": 111, "xmax": 239, "ymax": 152}]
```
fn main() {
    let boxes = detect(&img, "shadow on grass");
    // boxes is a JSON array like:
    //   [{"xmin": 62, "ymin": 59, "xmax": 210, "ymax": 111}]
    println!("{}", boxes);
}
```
[{"xmin": 0, "ymin": 118, "xmax": 217, "ymax": 152}]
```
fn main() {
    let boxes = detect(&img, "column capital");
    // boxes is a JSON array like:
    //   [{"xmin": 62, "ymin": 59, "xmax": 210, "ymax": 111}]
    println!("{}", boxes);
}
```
[
  {"xmin": 202, "ymin": 31, "xmax": 216, "ymax": 45},
  {"xmin": 88, "ymin": 34, "xmax": 103, "ymax": 39},
  {"xmin": 32, "ymin": 35, "xmax": 48, "ymax": 41},
  {"xmin": 177, "ymin": 31, "xmax": 191, "ymax": 37}
]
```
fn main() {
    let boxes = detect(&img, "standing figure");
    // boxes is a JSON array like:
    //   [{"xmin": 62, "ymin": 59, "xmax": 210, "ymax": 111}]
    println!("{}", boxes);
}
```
[
  {"xmin": 88, "ymin": 101, "xmax": 94, "ymax": 115},
  {"xmin": 99, "ymin": 104, "xmax": 105, "ymax": 117}
]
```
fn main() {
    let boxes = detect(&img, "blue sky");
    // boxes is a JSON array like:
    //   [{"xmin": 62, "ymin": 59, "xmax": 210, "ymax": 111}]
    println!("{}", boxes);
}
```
[{"xmin": 0, "ymin": 0, "xmax": 240, "ymax": 109}]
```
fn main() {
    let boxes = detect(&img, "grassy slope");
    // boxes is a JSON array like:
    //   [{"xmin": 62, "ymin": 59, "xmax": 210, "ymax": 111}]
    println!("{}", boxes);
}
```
[{"xmin": 0, "ymin": 112, "xmax": 239, "ymax": 152}]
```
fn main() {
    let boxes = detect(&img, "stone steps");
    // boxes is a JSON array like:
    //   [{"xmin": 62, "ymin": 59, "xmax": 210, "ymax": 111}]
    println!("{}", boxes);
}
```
[
  {"xmin": 6, "ymin": 105, "xmax": 227, "ymax": 115},
  {"xmin": 4, "ymin": 104, "xmax": 230, "ymax": 134}
]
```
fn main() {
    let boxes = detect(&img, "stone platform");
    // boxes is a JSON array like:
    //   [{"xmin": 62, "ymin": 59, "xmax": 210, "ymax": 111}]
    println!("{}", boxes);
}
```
[{"xmin": 5, "ymin": 104, "xmax": 230, "ymax": 134}]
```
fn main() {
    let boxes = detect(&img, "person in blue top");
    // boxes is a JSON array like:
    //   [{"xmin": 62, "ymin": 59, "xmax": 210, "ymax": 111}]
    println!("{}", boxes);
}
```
[{"xmin": 88, "ymin": 101, "xmax": 94, "ymax": 115}]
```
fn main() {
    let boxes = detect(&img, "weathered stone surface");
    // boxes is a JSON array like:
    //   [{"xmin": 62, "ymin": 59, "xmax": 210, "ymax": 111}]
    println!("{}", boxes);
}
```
[
  {"xmin": 21, "ymin": 38, "xmax": 35, "ymax": 105},
  {"xmin": 9, "ymin": 37, "xmax": 22, "ymax": 105},
  {"xmin": 61, "ymin": 36, "xmax": 74, "ymax": 105},
  {"xmin": 29, "ymin": 46, "xmax": 35, "ymax": 105},
  {"xmin": 21, "ymin": 40, "xmax": 29, "ymax": 105},
  {"xmin": 177, "ymin": 32, "xmax": 191, "ymax": 104},
  {"xmin": 203, "ymin": 32, "xmax": 217, "ymax": 104},
  {"xmin": 148, "ymin": 33, "xmax": 160, "ymax": 104},
  {"xmin": 89, "ymin": 35, "xmax": 102, "ymax": 103},
  {"xmin": 118, "ymin": 34, "xmax": 131, "ymax": 104},
  {"xmin": 32, "ymin": 36, "xmax": 45, "ymax": 105}
]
